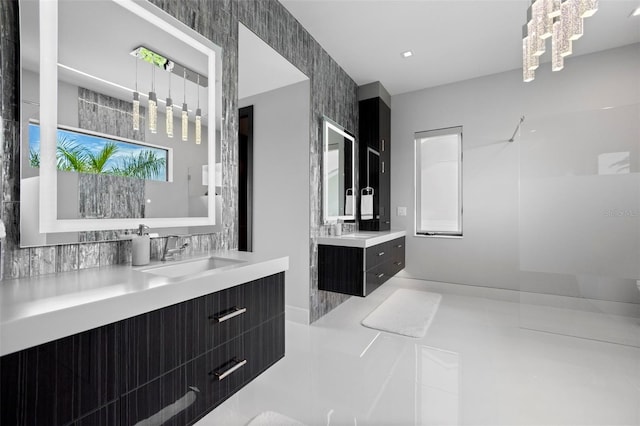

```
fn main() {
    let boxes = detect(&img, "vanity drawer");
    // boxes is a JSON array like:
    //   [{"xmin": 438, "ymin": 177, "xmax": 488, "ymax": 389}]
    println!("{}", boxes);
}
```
[
  {"xmin": 121, "ymin": 314, "xmax": 285, "ymax": 425},
  {"xmin": 192, "ymin": 272, "xmax": 285, "ymax": 355},
  {"xmin": 120, "ymin": 335, "xmax": 246, "ymax": 426},
  {"xmin": 365, "ymin": 240, "xmax": 392, "ymax": 270},
  {"xmin": 365, "ymin": 262, "xmax": 392, "ymax": 295}
]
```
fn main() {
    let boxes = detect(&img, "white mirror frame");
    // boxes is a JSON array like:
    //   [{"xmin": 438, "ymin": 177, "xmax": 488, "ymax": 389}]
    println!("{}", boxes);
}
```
[
  {"xmin": 38, "ymin": 0, "xmax": 217, "ymax": 233},
  {"xmin": 322, "ymin": 117, "xmax": 356, "ymax": 223}
]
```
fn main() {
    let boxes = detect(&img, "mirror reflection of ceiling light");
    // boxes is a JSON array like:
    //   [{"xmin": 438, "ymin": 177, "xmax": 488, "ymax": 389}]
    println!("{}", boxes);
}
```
[
  {"xmin": 130, "ymin": 46, "xmax": 207, "ymax": 143},
  {"xmin": 182, "ymin": 69, "xmax": 189, "ymax": 142},
  {"xmin": 166, "ymin": 72, "xmax": 174, "ymax": 138},
  {"xmin": 195, "ymin": 74, "xmax": 202, "ymax": 145},
  {"xmin": 133, "ymin": 58, "xmax": 140, "ymax": 131},
  {"xmin": 401, "ymin": 50, "xmax": 413, "ymax": 58},
  {"xmin": 148, "ymin": 63, "xmax": 158, "ymax": 134},
  {"xmin": 523, "ymin": 0, "xmax": 599, "ymax": 82}
]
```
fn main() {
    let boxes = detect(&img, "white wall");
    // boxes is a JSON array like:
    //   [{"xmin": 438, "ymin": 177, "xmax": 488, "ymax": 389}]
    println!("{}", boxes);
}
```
[
  {"xmin": 239, "ymin": 80, "xmax": 311, "ymax": 322},
  {"xmin": 391, "ymin": 44, "xmax": 640, "ymax": 303}
]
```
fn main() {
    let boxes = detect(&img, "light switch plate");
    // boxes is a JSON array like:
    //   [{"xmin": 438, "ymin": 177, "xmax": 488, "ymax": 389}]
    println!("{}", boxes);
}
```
[{"xmin": 397, "ymin": 207, "xmax": 407, "ymax": 216}]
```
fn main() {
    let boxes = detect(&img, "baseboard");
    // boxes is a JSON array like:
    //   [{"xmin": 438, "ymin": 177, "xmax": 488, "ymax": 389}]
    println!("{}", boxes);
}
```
[{"xmin": 285, "ymin": 305, "xmax": 309, "ymax": 325}]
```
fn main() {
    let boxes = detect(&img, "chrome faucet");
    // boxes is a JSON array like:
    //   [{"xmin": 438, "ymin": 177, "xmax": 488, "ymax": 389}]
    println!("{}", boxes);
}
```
[{"xmin": 162, "ymin": 235, "xmax": 189, "ymax": 261}]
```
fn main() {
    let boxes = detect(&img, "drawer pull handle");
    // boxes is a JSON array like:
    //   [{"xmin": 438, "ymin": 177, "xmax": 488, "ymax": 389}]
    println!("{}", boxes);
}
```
[
  {"xmin": 396, "ymin": 244, "xmax": 403, "ymax": 248},
  {"xmin": 211, "ymin": 307, "xmax": 247, "ymax": 323},
  {"xmin": 377, "ymin": 273, "xmax": 385, "ymax": 278},
  {"xmin": 395, "ymin": 262, "xmax": 403, "ymax": 266},
  {"xmin": 378, "ymin": 251, "xmax": 385, "ymax": 256},
  {"xmin": 212, "ymin": 358, "xmax": 247, "ymax": 381}
]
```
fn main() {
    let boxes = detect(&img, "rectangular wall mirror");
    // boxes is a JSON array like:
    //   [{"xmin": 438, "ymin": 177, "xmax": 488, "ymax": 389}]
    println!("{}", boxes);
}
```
[
  {"xmin": 323, "ymin": 117, "xmax": 355, "ymax": 223},
  {"xmin": 19, "ymin": 0, "xmax": 222, "ymax": 246}
]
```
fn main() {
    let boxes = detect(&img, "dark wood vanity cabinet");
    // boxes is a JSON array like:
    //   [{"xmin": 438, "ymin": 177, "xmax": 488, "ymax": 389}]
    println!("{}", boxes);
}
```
[
  {"xmin": 359, "ymin": 97, "xmax": 391, "ymax": 231},
  {"xmin": 0, "ymin": 273, "xmax": 285, "ymax": 426},
  {"xmin": 318, "ymin": 237, "xmax": 405, "ymax": 297}
]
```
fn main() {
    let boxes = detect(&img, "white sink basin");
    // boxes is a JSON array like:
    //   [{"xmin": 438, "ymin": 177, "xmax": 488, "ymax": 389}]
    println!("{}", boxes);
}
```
[
  {"xmin": 141, "ymin": 257, "xmax": 246, "ymax": 279},
  {"xmin": 342, "ymin": 233, "xmax": 379, "ymax": 239}
]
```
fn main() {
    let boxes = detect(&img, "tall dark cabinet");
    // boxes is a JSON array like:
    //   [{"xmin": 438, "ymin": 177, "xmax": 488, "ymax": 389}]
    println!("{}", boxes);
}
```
[{"xmin": 359, "ymin": 94, "xmax": 391, "ymax": 231}]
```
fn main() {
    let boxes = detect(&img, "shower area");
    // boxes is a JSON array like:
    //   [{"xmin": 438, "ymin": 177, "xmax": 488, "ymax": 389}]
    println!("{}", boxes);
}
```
[{"xmin": 517, "ymin": 100, "xmax": 640, "ymax": 347}]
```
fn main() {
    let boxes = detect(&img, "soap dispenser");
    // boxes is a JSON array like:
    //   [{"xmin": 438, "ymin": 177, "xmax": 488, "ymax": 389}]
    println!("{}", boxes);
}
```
[{"xmin": 131, "ymin": 224, "xmax": 150, "ymax": 266}]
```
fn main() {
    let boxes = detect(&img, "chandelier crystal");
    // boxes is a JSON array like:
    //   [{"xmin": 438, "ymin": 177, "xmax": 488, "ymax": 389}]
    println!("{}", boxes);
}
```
[{"xmin": 522, "ymin": 0, "xmax": 598, "ymax": 82}]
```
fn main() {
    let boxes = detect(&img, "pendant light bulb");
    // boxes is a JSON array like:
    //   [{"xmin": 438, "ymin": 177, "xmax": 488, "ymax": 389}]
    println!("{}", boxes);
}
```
[
  {"xmin": 133, "ymin": 91, "xmax": 140, "ymax": 131},
  {"xmin": 182, "ymin": 103, "xmax": 188, "ymax": 141},
  {"xmin": 182, "ymin": 69, "xmax": 188, "ymax": 141},
  {"xmin": 166, "ymin": 72, "xmax": 173, "ymax": 138},
  {"xmin": 148, "ymin": 64, "xmax": 157, "ymax": 134},
  {"xmin": 195, "ymin": 74, "xmax": 201, "ymax": 145},
  {"xmin": 133, "ymin": 57, "xmax": 140, "ymax": 131}
]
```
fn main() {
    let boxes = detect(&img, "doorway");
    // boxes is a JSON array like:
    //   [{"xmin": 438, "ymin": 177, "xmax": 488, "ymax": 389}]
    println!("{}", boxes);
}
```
[{"xmin": 239, "ymin": 105, "xmax": 253, "ymax": 252}]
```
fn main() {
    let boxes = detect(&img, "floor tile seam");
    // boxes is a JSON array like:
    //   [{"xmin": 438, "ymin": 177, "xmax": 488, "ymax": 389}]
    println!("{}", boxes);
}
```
[{"xmin": 519, "ymin": 326, "xmax": 640, "ymax": 350}]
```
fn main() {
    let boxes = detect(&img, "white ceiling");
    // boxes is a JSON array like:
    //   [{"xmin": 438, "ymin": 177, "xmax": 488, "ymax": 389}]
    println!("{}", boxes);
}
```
[{"xmin": 280, "ymin": 0, "xmax": 640, "ymax": 95}]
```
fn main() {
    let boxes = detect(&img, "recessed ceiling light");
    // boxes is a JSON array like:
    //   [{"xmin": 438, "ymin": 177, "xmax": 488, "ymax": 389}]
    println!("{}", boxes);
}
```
[
  {"xmin": 401, "ymin": 50, "xmax": 413, "ymax": 58},
  {"xmin": 602, "ymin": 106, "xmax": 614, "ymax": 110},
  {"xmin": 631, "ymin": 6, "xmax": 640, "ymax": 16}
]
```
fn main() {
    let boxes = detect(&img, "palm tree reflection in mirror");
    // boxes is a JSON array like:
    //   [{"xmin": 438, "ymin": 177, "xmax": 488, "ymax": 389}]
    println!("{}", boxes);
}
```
[{"xmin": 28, "ymin": 123, "xmax": 167, "ymax": 181}]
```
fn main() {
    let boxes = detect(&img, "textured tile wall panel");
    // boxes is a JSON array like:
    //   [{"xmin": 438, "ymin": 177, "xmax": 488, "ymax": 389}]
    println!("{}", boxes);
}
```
[{"xmin": 1, "ymin": 0, "xmax": 358, "ymax": 322}]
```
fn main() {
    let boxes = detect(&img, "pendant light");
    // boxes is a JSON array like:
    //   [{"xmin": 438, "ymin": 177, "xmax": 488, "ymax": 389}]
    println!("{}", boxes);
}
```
[
  {"xmin": 132, "ymin": 58, "xmax": 140, "ymax": 131},
  {"xmin": 166, "ymin": 71, "xmax": 174, "ymax": 138},
  {"xmin": 182, "ymin": 69, "xmax": 188, "ymax": 142},
  {"xmin": 148, "ymin": 63, "xmax": 157, "ymax": 134},
  {"xmin": 195, "ymin": 74, "xmax": 202, "ymax": 145}
]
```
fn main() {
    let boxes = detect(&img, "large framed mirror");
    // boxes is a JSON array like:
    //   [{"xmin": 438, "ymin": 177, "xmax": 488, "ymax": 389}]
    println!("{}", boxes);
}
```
[
  {"xmin": 20, "ymin": 0, "xmax": 222, "ymax": 246},
  {"xmin": 322, "ymin": 117, "xmax": 356, "ymax": 223}
]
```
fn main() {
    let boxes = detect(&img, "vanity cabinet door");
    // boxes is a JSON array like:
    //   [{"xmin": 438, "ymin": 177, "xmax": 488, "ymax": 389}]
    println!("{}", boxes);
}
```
[
  {"xmin": 359, "ymin": 96, "xmax": 391, "ymax": 232},
  {"xmin": 318, "ymin": 244, "xmax": 365, "ymax": 296},
  {"xmin": 120, "ymin": 302, "xmax": 189, "ymax": 393},
  {"xmin": 0, "ymin": 324, "xmax": 119, "ymax": 426}
]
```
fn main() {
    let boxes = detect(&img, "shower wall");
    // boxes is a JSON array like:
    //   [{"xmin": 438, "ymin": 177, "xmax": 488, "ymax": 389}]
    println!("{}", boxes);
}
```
[{"xmin": 390, "ymin": 43, "xmax": 640, "ymax": 306}]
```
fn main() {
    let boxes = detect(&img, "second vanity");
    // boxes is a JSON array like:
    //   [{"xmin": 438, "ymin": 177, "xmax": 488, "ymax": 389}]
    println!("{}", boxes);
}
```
[
  {"xmin": 0, "ymin": 251, "xmax": 288, "ymax": 426},
  {"xmin": 318, "ymin": 230, "xmax": 406, "ymax": 297}
]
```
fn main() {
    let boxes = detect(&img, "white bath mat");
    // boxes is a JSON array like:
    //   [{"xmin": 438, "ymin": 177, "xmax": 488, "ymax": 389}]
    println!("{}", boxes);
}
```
[
  {"xmin": 246, "ymin": 411, "xmax": 306, "ymax": 426},
  {"xmin": 362, "ymin": 289, "xmax": 442, "ymax": 338}
]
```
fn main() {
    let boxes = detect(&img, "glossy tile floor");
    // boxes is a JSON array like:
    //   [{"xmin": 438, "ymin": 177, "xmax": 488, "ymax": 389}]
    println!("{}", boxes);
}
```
[{"xmin": 198, "ymin": 277, "xmax": 640, "ymax": 425}]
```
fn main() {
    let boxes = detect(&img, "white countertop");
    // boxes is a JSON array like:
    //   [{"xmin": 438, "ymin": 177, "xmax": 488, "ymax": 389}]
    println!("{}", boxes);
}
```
[
  {"xmin": 0, "ymin": 250, "xmax": 288, "ymax": 356},
  {"xmin": 317, "ymin": 230, "xmax": 406, "ymax": 248}
]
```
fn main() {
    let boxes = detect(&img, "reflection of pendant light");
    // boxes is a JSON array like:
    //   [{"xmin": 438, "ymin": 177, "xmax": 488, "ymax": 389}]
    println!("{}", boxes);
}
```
[
  {"xmin": 195, "ymin": 74, "xmax": 202, "ymax": 145},
  {"xmin": 182, "ymin": 69, "xmax": 188, "ymax": 142},
  {"xmin": 166, "ymin": 71, "xmax": 174, "ymax": 138},
  {"xmin": 133, "ymin": 58, "xmax": 140, "ymax": 131},
  {"xmin": 148, "ymin": 63, "xmax": 157, "ymax": 134}
]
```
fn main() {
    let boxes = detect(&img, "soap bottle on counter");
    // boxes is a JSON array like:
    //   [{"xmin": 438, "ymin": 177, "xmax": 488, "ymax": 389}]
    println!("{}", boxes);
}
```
[{"xmin": 132, "ymin": 224, "xmax": 150, "ymax": 266}]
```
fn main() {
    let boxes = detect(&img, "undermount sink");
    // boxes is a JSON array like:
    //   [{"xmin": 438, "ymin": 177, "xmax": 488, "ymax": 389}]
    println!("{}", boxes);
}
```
[{"xmin": 141, "ymin": 257, "xmax": 246, "ymax": 279}]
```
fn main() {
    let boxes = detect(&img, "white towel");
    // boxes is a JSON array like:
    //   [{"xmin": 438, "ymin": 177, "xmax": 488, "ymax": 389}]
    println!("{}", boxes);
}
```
[
  {"xmin": 361, "ymin": 194, "xmax": 373, "ymax": 220},
  {"xmin": 345, "ymin": 194, "xmax": 354, "ymax": 216}
]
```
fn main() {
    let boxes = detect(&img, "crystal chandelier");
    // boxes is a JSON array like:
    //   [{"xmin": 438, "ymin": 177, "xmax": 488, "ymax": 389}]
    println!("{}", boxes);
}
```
[{"xmin": 523, "ymin": 0, "xmax": 598, "ymax": 82}]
